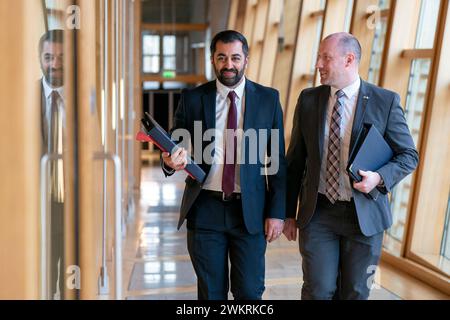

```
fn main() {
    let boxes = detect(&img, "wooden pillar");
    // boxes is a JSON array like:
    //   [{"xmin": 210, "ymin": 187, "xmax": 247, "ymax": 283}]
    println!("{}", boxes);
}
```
[{"xmin": 0, "ymin": 0, "xmax": 45, "ymax": 299}]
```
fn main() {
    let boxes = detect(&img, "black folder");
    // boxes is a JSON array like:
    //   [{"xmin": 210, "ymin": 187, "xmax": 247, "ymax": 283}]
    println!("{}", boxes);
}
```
[
  {"xmin": 136, "ymin": 112, "xmax": 206, "ymax": 184},
  {"xmin": 347, "ymin": 123, "xmax": 393, "ymax": 200}
]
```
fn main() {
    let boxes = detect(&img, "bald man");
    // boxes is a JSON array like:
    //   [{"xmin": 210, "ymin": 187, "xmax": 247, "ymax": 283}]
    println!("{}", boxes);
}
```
[{"xmin": 284, "ymin": 32, "xmax": 418, "ymax": 299}]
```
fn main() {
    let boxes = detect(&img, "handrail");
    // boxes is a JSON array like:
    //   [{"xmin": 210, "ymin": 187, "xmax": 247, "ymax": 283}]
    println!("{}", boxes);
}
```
[{"xmin": 94, "ymin": 152, "xmax": 123, "ymax": 300}]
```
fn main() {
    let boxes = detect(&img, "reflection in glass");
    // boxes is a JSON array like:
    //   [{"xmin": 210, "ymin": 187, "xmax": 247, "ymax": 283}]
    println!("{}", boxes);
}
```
[{"xmin": 39, "ymin": 22, "xmax": 67, "ymax": 300}]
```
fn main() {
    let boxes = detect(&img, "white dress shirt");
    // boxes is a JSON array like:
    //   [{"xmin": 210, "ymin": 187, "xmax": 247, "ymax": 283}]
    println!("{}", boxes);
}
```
[
  {"xmin": 202, "ymin": 77, "xmax": 246, "ymax": 193},
  {"xmin": 318, "ymin": 77, "xmax": 360, "ymax": 201}
]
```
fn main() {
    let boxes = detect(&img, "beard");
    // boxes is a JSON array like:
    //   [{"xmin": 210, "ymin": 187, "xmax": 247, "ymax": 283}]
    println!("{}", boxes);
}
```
[
  {"xmin": 214, "ymin": 65, "xmax": 245, "ymax": 87},
  {"xmin": 43, "ymin": 68, "xmax": 64, "ymax": 87}
]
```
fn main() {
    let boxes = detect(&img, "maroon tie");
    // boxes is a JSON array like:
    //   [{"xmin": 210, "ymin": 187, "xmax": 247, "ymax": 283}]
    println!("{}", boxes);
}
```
[{"xmin": 222, "ymin": 91, "xmax": 237, "ymax": 196}]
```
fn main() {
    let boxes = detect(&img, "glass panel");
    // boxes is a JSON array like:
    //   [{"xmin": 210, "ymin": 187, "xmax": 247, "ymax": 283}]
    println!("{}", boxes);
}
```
[
  {"xmin": 143, "ymin": 56, "xmax": 160, "ymax": 73},
  {"xmin": 163, "ymin": 35, "xmax": 176, "ymax": 55},
  {"xmin": 163, "ymin": 56, "xmax": 176, "ymax": 70},
  {"xmin": 379, "ymin": 0, "xmax": 390, "ymax": 10},
  {"xmin": 410, "ymin": 188, "xmax": 450, "ymax": 276},
  {"xmin": 41, "ymin": 0, "xmax": 76, "ymax": 300},
  {"xmin": 343, "ymin": 0, "xmax": 354, "ymax": 32},
  {"xmin": 143, "ymin": 34, "xmax": 160, "ymax": 55},
  {"xmin": 441, "ymin": 193, "xmax": 450, "ymax": 260},
  {"xmin": 415, "ymin": 0, "xmax": 441, "ymax": 49},
  {"xmin": 311, "ymin": 0, "xmax": 327, "ymax": 86},
  {"xmin": 385, "ymin": 59, "xmax": 431, "ymax": 254},
  {"xmin": 45, "ymin": 0, "xmax": 65, "ymax": 29},
  {"xmin": 367, "ymin": 0, "xmax": 390, "ymax": 85}
]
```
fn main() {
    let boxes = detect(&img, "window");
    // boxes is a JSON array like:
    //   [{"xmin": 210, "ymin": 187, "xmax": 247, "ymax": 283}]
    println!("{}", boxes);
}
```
[
  {"xmin": 45, "ymin": 0, "xmax": 66, "ymax": 29},
  {"xmin": 142, "ymin": 33, "xmax": 189, "ymax": 74},
  {"xmin": 367, "ymin": 0, "xmax": 391, "ymax": 85},
  {"xmin": 143, "ymin": 34, "xmax": 160, "ymax": 73},
  {"xmin": 311, "ymin": 0, "xmax": 327, "ymax": 87},
  {"xmin": 383, "ymin": 0, "xmax": 441, "ymax": 257},
  {"xmin": 441, "ymin": 194, "xmax": 450, "ymax": 260}
]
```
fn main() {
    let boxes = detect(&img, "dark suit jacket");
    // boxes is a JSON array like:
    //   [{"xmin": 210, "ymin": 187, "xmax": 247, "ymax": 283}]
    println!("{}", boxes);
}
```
[
  {"xmin": 40, "ymin": 79, "xmax": 48, "ymax": 153},
  {"xmin": 286, "ymin": 79, "xmax": 419, "ymax": 236},
  {"xmin": 163, "ymin": 79, "xmax": 287, "ymax": 234}
]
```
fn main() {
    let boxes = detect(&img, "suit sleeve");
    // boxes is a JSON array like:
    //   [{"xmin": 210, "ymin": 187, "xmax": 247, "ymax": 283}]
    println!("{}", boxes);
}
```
[
  {"xmin": 160, "ymin": 89, "xmax": 188, "ymax": 177},
  {"xmin": 375, "ymin": 93, "xmax": 419, "ymax": 193},
  {"xmin": 266, "ymin": 91, "xmax": 287, "ymax": 220},
  {"xmin": 286, "ymin": 91, "xmax": 307, "ymax": 219}
]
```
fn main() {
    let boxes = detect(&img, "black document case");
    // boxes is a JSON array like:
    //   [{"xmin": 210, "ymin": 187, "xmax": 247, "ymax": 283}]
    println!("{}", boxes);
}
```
[
  {"xmin": 140, "ymin": 112, "xmax": 206, "ymax": 184},
  {"xmin": 347, "ymin": 123, "xmax": 393, "ymax": 200}
]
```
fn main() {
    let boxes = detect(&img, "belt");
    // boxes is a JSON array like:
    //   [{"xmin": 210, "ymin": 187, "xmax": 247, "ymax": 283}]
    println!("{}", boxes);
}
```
[
  {"xmin": 317, "ymin": 193, "xmax": 353, "ymax": 205},
  {"xmin": 203, "ymin": 190, "xmax": 242, "ymax": 202}
]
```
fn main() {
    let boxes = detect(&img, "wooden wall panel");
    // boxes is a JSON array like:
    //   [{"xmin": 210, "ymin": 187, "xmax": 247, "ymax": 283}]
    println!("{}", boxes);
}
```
[
  {"xmin": 379, "ymin": 0, "xmax": 421, "ymax": 104},
  {"xmin": 258, "ymin": 0, "xmax": 282, "ymax": 86},
  {"xmin": 284, "ymin": 0, "xmax": 323, "ymax": 144},
  {"xmin": 271, "ymin": 0, "xmax": 302, "ymax": 111},
  {"xmin": 408, "ymin": 0, "xmax": 450, "ymax": 260},
  {"xmin": 77, "ymin": 0, "xmax": 104, "ymax": 299},
  {"xmin": 247, "ymin": 0, "xmax": 269, "ymax": 81},
  {"xmin": 0, "ymin": 0, "xmax": 45, "ymax": 299},
  {"xmin": 350, "ymin": 0, "xmax": 379, "ymax": 81}
]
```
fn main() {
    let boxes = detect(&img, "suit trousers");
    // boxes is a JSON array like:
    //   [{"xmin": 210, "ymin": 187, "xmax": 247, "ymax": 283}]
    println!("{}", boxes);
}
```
[
  {"xmin": 299, "ymin": 193, "xmax": 383, "ymax": 300},
  {"xmin": 50, "ymin": 200, "xmax": 65, "ymax": 299},
  {"xmin": 186, "ymin": 190, "xmax": 266, "ymax": 300}
]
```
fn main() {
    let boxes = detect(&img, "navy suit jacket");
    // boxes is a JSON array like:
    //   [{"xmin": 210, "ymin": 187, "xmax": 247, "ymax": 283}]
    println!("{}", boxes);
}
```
[
  {"xmin": 163, "ymin": 79, "xmax": 287, "ymax": 234},
  {"xmin": 286, "ymin": 79, "xmax": 419, "ymax": 236}
]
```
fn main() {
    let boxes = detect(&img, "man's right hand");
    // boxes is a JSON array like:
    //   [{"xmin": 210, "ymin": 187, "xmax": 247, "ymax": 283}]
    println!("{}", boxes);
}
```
[
  {"xmin": 162, "ymin": 148, "xmax": 188, "ymax": 171},
  {"xmin": 283, "ymin": 218, "xmax": 297, "ymax": 241}
]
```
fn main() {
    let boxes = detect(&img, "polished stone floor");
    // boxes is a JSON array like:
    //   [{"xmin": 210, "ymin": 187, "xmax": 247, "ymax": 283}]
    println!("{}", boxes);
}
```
[{"xmin": 123, "ymin": 164, "xmax": 400, "ymax": 300}]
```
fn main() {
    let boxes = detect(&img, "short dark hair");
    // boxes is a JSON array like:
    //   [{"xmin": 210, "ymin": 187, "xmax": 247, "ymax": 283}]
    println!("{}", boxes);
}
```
[
  {"xmin": 210, "ymin": 30, "xmax": 249, "ymax": 57},
  {"xmin": 39, "ymin": 29, "xmax": 64, "ymax": 55}
]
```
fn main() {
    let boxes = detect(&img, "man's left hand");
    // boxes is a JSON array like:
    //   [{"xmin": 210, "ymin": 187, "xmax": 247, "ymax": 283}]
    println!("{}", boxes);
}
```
[
  {"xmin": 265, "ymin": 218, "xmax": 284, "ymax": 243},
  {"xmin": 353, "ymin": 170, "xmax": 382, "ymax": 194}
]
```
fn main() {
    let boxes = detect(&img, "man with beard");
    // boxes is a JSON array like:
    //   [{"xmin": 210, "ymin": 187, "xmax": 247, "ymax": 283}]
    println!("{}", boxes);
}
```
[
  {"xmin": 39, "ymin": 29, "xmax": 65, "ymax": 299},
  {"xmin": 161, "ymin": 30, "xmax": 286, "ymax": 300}
]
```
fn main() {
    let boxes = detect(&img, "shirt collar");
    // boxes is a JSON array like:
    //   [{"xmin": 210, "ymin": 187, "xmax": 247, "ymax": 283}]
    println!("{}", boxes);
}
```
[
  {"xmin": 330, "ymin": 76, "xmax": 360, "ymax": 100},
  {"xmin": 216, "ymin": 76, "xmax": 246, "ymax": 100},
  {"xmin": 42, "ymin": 77, "xmax": 65, "ymax": 102}
]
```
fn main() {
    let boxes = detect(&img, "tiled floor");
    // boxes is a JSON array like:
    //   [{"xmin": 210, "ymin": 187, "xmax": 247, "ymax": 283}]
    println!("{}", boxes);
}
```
[{"xmin": 123, "ymin": 164, "xmax": 401, "ymax": 300}]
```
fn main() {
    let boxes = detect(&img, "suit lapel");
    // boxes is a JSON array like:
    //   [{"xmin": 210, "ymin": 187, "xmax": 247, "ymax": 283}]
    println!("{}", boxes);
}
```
[
  {"xmin": 201, "ymin": 81, "xmax": 217, "ymax": 131},
  {"xmin": 40, "ymin": 79, "xmax": 48, "ymax": 150},
  {"xmin": 243, "ymin": 78, "xmax": 258, "ymax": 131},
  {"xmin": 317, "ymin": 85, "xmax": 331, "ymax": 162},
  {"xmin": 349, "ymin": 79, "xmax": 370, "ymax": 152}
]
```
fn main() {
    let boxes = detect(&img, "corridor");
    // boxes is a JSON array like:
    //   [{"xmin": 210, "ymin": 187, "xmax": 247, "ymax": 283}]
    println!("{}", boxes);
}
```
[{"xmin": 122, "ymin": 161, "xmax": 401, "ymax": 300}]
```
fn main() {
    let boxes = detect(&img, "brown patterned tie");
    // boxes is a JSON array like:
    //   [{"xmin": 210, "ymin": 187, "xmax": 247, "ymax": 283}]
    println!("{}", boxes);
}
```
[{"xmin": 325, "ymin": 89, "xmax": 345, "ymax": 203}]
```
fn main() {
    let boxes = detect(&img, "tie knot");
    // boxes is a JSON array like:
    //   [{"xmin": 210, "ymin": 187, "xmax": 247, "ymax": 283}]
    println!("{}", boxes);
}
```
[
  {"xmin": 228, "ymin": 90, "xmax": 237, "ymax": 101},
  {"xmin": 51, "ymin": 90, "xmax": 60, "ymax": 101},
  {"xmin": 335, "ymin": 89, "xmax": 345, "ymax": 99}
]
